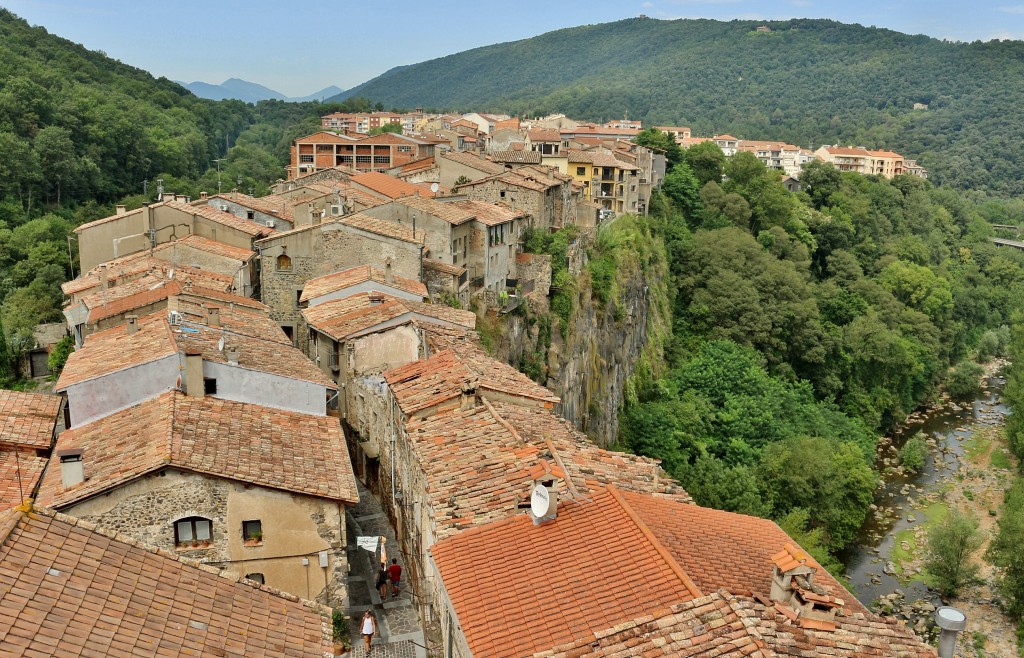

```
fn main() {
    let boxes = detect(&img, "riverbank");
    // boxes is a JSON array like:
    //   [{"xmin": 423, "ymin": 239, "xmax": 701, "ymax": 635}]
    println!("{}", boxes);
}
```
[{"xmin": 847, "ymin": 359, "xmax": 1019, "ymax": 657}]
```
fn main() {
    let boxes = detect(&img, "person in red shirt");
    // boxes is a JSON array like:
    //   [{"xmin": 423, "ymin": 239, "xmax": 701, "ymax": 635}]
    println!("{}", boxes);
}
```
[{"xmin": 388, "ymin": 558, "xmax": 402, "ymax": 599}]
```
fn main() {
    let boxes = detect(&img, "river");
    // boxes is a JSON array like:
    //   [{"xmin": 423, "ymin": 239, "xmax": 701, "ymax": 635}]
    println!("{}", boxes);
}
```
[{"xmin": 842, "ymin": 373, "xmax": 1008, "ymax": 609}]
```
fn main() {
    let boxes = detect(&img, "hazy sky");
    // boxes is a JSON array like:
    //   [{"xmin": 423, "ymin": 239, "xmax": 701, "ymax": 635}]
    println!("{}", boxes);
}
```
[{"xmin": 3, "ymin": 0, "xmax": 1023, "ymax": 97}]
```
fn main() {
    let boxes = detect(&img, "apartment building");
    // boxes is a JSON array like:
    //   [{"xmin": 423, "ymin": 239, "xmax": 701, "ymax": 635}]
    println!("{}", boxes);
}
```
[{"xmin": 290, "ymin": 131, "xmax": 436, "ymax": 178}]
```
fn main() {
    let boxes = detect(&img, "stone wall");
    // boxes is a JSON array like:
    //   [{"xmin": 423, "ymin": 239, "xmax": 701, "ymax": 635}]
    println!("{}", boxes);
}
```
[{"xmin": 65, "ymin": 468, "xmax": 349, "ymax": 606}]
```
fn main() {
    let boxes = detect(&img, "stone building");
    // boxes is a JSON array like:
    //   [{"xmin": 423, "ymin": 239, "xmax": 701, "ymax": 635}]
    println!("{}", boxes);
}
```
[
  {"xmin": 56, "ymin": 299, "xmax": 337, "ymax": 428},
  {"xmin": 204, "ymin": 192, "xmax": 295, "ymax": 232},
  {"xmin": 452, "ymin": 166, "xmax": 577, "ymax": 230},
  {"xmin": 74, "ymin": 200, "xmax": 275, "ymax": 273},
  {"xmin": 0, "ymin": 505, "xmax": 336, "ymax": 657},
  {"xmin": 36, "ymin": 389, "xmax": 359, "ymax": 606},
  {"xmin": 254, "ymin": 214, "xmax": 425, "ymax": 352},
  {"xmin": 436, "ymin": 151, "xmax": 504, "ymax": 190}
]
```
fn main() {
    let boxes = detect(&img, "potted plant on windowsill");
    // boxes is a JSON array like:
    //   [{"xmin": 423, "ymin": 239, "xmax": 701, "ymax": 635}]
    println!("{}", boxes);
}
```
[{"xmin": 244, "ymin": 531, "xmax": 263, "ymax": 546}]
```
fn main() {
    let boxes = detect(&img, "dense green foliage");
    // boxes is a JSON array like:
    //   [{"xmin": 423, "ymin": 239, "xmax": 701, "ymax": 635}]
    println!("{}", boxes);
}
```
[
  {"xmin": 925, "ymin": 509, "xmax": 984, "ymax": 597},
  {"xmin": 618, "ymin": 147, "xmax": 1024, "ymax": 557},
  {"xmin": 338, "ymin": 17, "xmax": 1024, "ymax": 196},
  {"xmin": 989, "ymin": 478, "xmax": 1024, "ymax": 621},
  {"xmin": 946, "ymin": 360, "xmax": 986, "ymax": 398},
  {"xmin": 898, "ymin": 436, "xmax": 927, "ymax": 473}
]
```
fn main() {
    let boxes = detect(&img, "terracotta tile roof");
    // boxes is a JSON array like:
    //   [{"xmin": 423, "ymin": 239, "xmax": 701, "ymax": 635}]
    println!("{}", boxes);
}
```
[
  {"xmin": 0, "ymin": 390, "xmax": 61, "ymax": 449},
  {"xmin": 397, "ymin": 156, "xmax": 436, "ymax": 173},
  {"xmin": 37, "ymin": 391, "xmax": 358, "ymax": 507},
  {"xmin": 489, "ymin": 402, "xmax": 688, "ymax": 501},
  {"xmin": 489, "ymin": 150, "xmax": 542, "ymax": 164},
  {"xmin": 431, "ymin": 487, "xmax": 702, "ymax": 658},
  {"xmin": 304, "ymin": 294, "xmax": 474, "ymax": 343},
  {"xmin": 0, "ymin": 451, "xmax": 48, "ymax": 510},
  {"xmin": 527, "ymin": 128, "xmax": 562, "ymax": 142},
  {"xmin": 715, "ymin": 134, "xmax": 739, "ymax": 141},
  {"xmin": 446, "ymin": 343, "xmax": 558, "ymax": 404},
  {"xmin": 384, "ymin": 350, "xmax": 477, "ymax": 416},
  {"xmin": 74, "ymin": 205, "xmax": 148, "ymax": 233},
  {"xmin": 295, "ymin": 130, "xmax": 358, "ymax": 144},
  {"xmin": 539, "ymin": 590, "xmax": 936, "ymax": 658},
  {"xmin": 441, "ymin": 151, "xmax": 505, "ymax": 175},
  {"xmin": 62, "ymin": 252, "xmax": 156, "ymax": 296},
  {"xmin": 81, "ymin": 275, "xmax": 182, "ymax": 323},
  {"xmin": 0, "ymin": 505, "xmax": 334, "ymax": 656},
  {"xmin": 164, "ymin": 201, "xmax": 277, "ymax": 237},
  {"xmin": 391, "ymin": 195, "xmax": 476, "ymax": 226},
  {"xmin": 422, "ymin": 258, "xmax": 466, "ymax": 276},
  {"xmin": 339, "ymin": 212, "xmax": 425, "ymax": 244},
  {"xmin": 209, "ymin": 192, "xmax": 296, "ymax": 222},
  {"xmin": 448, "ymin": 199, "xmax": 528, "ymax": 227},
  {"xmin": 351, "ymin": 171, "xmax": 433, "ymax": 200},
  {"xmin": 617, "ymin": 489, "xmax": 867, "ymax": 614},
  {"xmin": 178, "ymin": 285, "xmax": 269, "ymax": 311},
  {"xmin": 56, "ymin": 314, "xmax": 178, "ymax": 390},
  {"xmin": 455, "ymin": 169, "xmax": 561, "ymax": 193},
  {"xmin": 300, "ymin": 265, "xmax": 427, "ymax": 303},
  {"xmin": 153, "ymin": 234, "xmax": 257, "ymax": 262}
]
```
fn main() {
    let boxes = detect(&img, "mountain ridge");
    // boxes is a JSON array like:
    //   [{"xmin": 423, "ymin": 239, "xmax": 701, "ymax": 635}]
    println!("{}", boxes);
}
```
[
  {"xmin": 179, "ymin": 77, "xmax": 344, "ymax": 103},
  {"xmin": 326, "ymin": 16, "xmax": 1024, "ymax": 195}
]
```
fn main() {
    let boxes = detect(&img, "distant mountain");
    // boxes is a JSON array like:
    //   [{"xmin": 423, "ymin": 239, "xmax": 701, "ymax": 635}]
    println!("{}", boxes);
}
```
[
  {"xmin": 179, "ymin": 78, "xmax": 344, "ymax": 104},
  {"xmin": 328, "ymin": 17, "xmax": 1024, "ymax": 196}
]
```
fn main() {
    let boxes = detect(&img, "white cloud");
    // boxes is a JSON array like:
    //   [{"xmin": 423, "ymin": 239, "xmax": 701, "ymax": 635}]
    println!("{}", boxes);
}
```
[{"xmin": 998, "ymin": 5, "xmax": 1024, "ymax": 13}]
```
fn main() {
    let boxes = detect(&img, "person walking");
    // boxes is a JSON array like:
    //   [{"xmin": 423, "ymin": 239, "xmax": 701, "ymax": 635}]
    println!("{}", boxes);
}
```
[
  {"xmin": 375, "ymin": 562, "xmax": 389, "ymax": 600},
  {"xmin": 388, "ymin": 558, "xmax": 402, "ymax": 600},
  {"xmin": 360, "ymin": 609, "xmax": 378, "ymax": 654}
]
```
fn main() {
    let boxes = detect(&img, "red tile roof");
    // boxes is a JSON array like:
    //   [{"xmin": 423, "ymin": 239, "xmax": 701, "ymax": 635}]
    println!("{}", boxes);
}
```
[
  {"xmin": 351, "ymin": 171, "xmax": 434, "ymax": 200},
  {"xmin": 391, "ymin": 195, "xmax": 476, "ymax": 226},
  {"xmin": 617, "ymin": 489, "xmax": 866, "ymax": 614},
  {"xmin": 0, "ymin": 505, "xmax": 334, "ymax": 657},
  {"xmin": 0, "ymin": 451, "xmax": 47, "ymax": 510},
  {"xmin": 422, "ymin": 258, "xmax": 466, "ymax": 276},
  {"xmin": 56, "ymin": 313, "xmax": 178, "ymax": 390},
  {"xmin": 431, "ymin": 487, "xmax": 702, "ymax": 658},
  {"xmin": 153, "ymin": 233, "xmax": 257, "ymax": 262},
  {"xmin": 37, "ymin": 391, "xmax": 358, "ymax": 507},
  {"xmin": 340, "ymin": 212, "xmax": 426, "ymax": 244},
  {"xmin": 164, "ymin": 201, "xmax": 277, "ymax": 238},
  {"xmin": 488, "ymin": 150, "xmax": 542, "ymax": 165},
  {"xmin": 209, "ymin": 192, "xmax": 295, "ymax": 222},
  {"xmin": 294, "ymin": 130, "xmax": 358, "ymax": 144},
  {"xmin": 448, "ymin": 199, "xmax": 527, "ymax": 227},
  {"xmin": 300, "ymin": 265, "xmax": 427, "ymax": 303},
  {"xmin": 441, "ymin": 151, "xmax": 505, "ymax": 175},
  {"xmin": 304, "ymin": 294, "xmax": 474, "ymax": 343},
  {"xmin": 539, "ymin": 590, "xmax": 936, "ymax": 658},
  {"xmin": 0, "ymin": 390, "xmax": 61, "ymax": 450}
]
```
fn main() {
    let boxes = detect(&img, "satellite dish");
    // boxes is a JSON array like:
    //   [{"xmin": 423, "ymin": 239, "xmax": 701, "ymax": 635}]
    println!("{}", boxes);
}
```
[
  {"xmin": 430, "ymin": 183, "xmax": 440, "ymax": 193},
  {"xmin": 217, "ymin": 337, "xmax": 225, "ymax": 352},
  {"xmin": 530, "ymin": 483, "xmax": 551, "ymax": 518}
]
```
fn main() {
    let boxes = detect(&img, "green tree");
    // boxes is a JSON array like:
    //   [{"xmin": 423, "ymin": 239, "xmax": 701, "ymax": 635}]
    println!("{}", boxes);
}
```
[
  {"xmin": 946, "ymin": 360, "xmax": 985, "ymax": 398},
  {"xmin": 47, "ymin": 334, "xmax": 74, "ymax": 376},
  {"xmin": 988, "ymin": 479, "xmax": 1024, "ymax": 619},
  {"xmin": 800, "ymin": 160, "xmax": 842, "ymax": 209},
  {"xmin": 368, "ymin": 123, "xmax": 403, "ymax": 135},
  {"xmin": 926, "ymin": 509, "xmax": 984, "ymax": 597},
  {"xmin": 898, "ymin": 436, "xmax": 927, "ymax": 473},
  {"xmin": 757, "ymin": 435, "xmax": 875, "ymax": 550},
  {"xmin": 683, "ymin": 141, "xmax": 726, "ymax": 187},
  {"xmin": 660, "ymin": 163, "xmax": 702, "ymax": 223},
  {"xmin": 0, "ymin": 313, "xmax": 13, "ymax": 385},
  {"xmin": 634, "ymin": 128, "xmax": 682, "ymax": 170}
]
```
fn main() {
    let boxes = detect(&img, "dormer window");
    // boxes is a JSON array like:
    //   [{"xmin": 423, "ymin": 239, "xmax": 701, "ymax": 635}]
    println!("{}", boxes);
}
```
[{"xmin": 174, "ymin": 516, "xmax": 212, "ymax": 548}]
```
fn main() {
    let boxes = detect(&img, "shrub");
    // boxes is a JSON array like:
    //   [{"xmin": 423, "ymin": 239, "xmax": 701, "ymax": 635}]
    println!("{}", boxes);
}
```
[
  {"xmin": 946, "ymin": 360, "xmax": 985, "ymax": 398},
  {"xmin": 925, "ymin": 509, "xmax": 984, "ymax": 597},
  {"xmin": 899, "ymin": 436, "xmax": 927, "ymax": 473}
]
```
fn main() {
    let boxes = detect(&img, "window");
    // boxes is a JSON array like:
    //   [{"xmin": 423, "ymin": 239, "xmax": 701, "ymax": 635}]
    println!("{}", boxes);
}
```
[
  {"xmin": 316, "ymin": 144, "xmax": 333, "ymax": 152},
  {"xmin": 295, "ymin": 289, "xmax": 303, "ymax": 308},
  {"xmin": 174, "ymin": 517, "xmax": 212, "ymax": 547},
  {"xmin": 397, "ymin": 146, "xmax": 413, "ymax": 152},
  {"xmin": 276, "ymin": 253, "xmax": 292, "ymax": 271},
  {"xmin": 373, "ymin": 155, "xmax": 390, "ymax": 164},
  {"xmin": 282, "ymin": 325, "xmax": 295, "ymax": 345},
  {"xmin": 246, "ymin": 210, "xmax": 255, "ymax": 220},
  {"xmin": 356, "ymin": 155, "xmax": 372, "ymax": 164},
  {"xmin": 245, "ymin": 573, "xmax": 265, "ymax": 584},
  {"xmin": 242, "ymin": 520, "xmax": 263, "ymax": 543},
  {"xmin": 299, "ymin": 154, "xmax": 314, "ymax": 163},
  {"xmin": 500, "ymin": 190, "xmax": 506, "ymax": 199},
  {"xmin": 203, "ymin": 378, "xmax": 217, "ymax": 395},
  {"xmin": 576, "ymin": 167, "xmax": 586, "ymax": 176}
]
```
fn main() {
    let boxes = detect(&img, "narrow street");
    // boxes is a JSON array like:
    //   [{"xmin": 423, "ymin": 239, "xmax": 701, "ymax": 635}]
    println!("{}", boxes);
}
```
[{"xmin": 344, "ymin": 480, "xmax": 428, "ymax": 658}]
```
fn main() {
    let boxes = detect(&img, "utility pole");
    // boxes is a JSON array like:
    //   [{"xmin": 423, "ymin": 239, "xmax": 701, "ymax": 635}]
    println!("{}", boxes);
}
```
[
  {"xmin": 213, "ymin": 159, "xmax": 226, "ymax": 194},
  {"xmin": 66, "ymin": 235, "xmax": 76, "ymax": 279}
]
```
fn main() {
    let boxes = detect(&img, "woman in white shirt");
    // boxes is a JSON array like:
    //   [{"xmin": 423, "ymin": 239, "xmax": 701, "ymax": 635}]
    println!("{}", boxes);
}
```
[{"xmin": 360, "ymin": 610, "xmax": 378, "ymax": 654}]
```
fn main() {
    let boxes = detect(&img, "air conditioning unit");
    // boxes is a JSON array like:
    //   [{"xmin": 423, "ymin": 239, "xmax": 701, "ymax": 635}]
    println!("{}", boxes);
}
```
[
  {"xmin": 265, "ymin": 220, "xmax": 275, "ymax": 227},
  {"xmin": 219, "ymin": 205, "xmax": 229, "ymax": 212},
  {"xmin": 331, "ymin": 205, "xmax": 342, "ymax": 216},
  {"xmin": 168, "ymin": 311, "xmax": 184, "ymax": 326}
]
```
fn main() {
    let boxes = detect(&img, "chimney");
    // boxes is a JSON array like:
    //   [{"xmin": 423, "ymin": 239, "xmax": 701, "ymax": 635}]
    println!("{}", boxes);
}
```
[
  {"xmin": 769, "ymin": 544, "xmax": 843, "ymax": 630},
  {"xmin": 175, "ymin": 194, "xmax": 188, "ymax": 203},
  {"xmin": 528, "ymin": 467, "xmax": 560, "ymax": 524},
  {"xmin": 935, "ymin": 608, "xmax": 967, "ymax": 658},
  {"xmin": 184, "ymin": 350, "xmax": 204, "ymax": 398},
  {"xmin": 384, "ymin": 259, "xmax": 394, "ymax": 284},
  {"xmin": 225, "ymin": 347, "xmax": 240, "ymax": 366},
  {"xmin": 207, "ymin": 306, "xmax": 220, "ymax": 327},
  {"xmin": 125, "ymin": 315, "xmax": 139, "ymax": 335},
  {"xmin": 58, "ymin": 449, "xmax": 85, "ymax": 488},
  {"xmin": 460, "ymin": 378, "xmax": 479, "ymax": 411},
  {"xmin": 162, "ymin": 192, "xmax": 175, "ymax": 203},
  {"xmin": 200, "ymin": 192, "xmax": 208, "ymax": 200},
  {"xmin": 98, "ymin": 264, "xmax": 108, "ymax": 289},
  {"xmin": 115, "ymin": 204, "xmax": 127, "ymax": 216}
]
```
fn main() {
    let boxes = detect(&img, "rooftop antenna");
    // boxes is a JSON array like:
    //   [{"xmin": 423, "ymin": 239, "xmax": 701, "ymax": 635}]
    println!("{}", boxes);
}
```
[
  {"xmin": 156, "ymin": 178, "xmax": 164, "ymax": 201},
  {"xmin": 213, "ymin": 159, "xmax": 226, "ymax": 194}
]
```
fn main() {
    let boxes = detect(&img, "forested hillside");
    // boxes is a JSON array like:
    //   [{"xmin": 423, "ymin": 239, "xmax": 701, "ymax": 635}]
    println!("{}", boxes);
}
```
[
  {"xmin": 338, "ymin": 17, "xmax": 1024, "ymax": 196},
  {"xmin": 593, "ymin": 140, "xmax": 1024, "ymax": 570},
  {"xmin": 0, "ymin": 8, "xmax": 371, "ymax": 381}
]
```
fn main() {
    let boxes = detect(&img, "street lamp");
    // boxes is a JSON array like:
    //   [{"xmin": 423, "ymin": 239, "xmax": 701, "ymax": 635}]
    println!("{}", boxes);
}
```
[
  {"xmin": 213, "ymin": 159, "xmax": 226, "ymax": 194},
  {"xmin": 66, "ymin": 235, "xmax": 76, "ymax": 279}
]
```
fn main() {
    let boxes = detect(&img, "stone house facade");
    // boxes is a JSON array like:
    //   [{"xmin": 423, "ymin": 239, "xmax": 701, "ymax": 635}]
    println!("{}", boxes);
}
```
[{"xmin": 255, "ymin": 215, "xmax": 424, "ymax": 352}]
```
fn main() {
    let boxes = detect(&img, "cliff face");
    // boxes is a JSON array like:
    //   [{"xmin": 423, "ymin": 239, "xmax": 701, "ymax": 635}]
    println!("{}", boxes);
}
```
[{"xmin": 491, "ymin": 218, "xmax": 670, "ymax": 446}]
